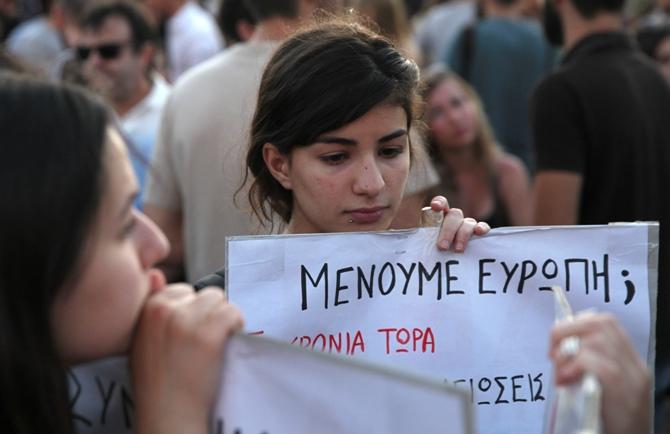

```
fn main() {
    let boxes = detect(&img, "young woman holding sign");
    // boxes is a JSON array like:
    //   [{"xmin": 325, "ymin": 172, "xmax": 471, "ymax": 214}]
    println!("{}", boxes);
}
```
[
  {"xmin": 244, "ymin": 21, "xmax": 651, "ymax": 434},
  {"xmin": 0, "ymin": 74, "xmax": 243, "ymax": 434}
]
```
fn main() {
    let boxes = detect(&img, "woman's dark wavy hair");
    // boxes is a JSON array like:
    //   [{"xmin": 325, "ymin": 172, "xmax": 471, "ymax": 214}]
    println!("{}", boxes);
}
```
[
  {"xmin": 0, "ymin": 73, "xmax": 109, "ymax": 434},
  {"xmin": 246, "ymin": 20, "xmax": 421, "ymax": 225}
]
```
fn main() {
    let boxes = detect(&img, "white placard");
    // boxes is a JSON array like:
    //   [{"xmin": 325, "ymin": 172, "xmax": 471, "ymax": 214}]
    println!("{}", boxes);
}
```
[
  {"xmin": 68, "ymin": 335, "xmax": 472, "ymax": 434},
  {"xmin": 215, "ymin": 334, "xmax": 473, "ymax": 434},
  {"xmin": 227, "ymin": 224, "xmax": 657, "ymax": 434}
]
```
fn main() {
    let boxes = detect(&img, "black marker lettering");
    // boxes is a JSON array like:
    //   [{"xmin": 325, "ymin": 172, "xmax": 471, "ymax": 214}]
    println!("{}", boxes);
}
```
[
  {"xmin": 494, "ymin": 376, "xmax": 509, "ymax": 404},
  {"xmin": 300, "ymin": 263, "xmax": 328, "ymax": 310},
  {"xmin": 479, "ymin": 259, "xmax": 496, "ymax": 294},
  {"xmin": 397, "ymin": 262, "xmax": 416, "ymax": 295},
  {"xmin": 511, "ymin": 375, "xmax": 527, "ymax": 402},
  {"xmin": 95, "ymin": 377, "xmax": 116, "ymax": 424},
  {"xmin": 592, "ymin": 255, "xmax": 610, "ymax": 302},
  {"xmin": 357, "ymin": 265, "xmax": 375, "ymax": 299},
  {"xmin": 378, "ymin": 262, "xmax": 396, "ymax": 295},
  {"xmin": 501, "ymin": 261, "xmax": 519, "ymax": 293},
  {"xmin": 517, "ymin": 260, "xmax": 537, "ymax": 294},
  {"xmin": 334, "ymin": 267, "xmax": 353, "ymax": 307},
  {"xmin": 445, "ymin": 260, "xmax": 463, "ymax": 295},
  {"xmin": 418, "ymin": 262, "xmax": 441, "ymax": 297}
]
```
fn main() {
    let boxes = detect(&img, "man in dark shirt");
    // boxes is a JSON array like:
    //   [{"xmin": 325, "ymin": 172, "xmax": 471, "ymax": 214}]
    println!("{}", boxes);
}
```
[{"xmin": 532, "ymin": 0, "xmax": 670, "ymax": 428}]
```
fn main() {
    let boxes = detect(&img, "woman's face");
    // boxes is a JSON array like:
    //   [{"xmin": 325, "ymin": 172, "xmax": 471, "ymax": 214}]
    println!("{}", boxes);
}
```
[
  {"xmin": 269, "ymin": 104, "xmax": 410, "ymax": 234},
  {"xmin": 426, "ymin": 78, "xmax": 478, "ymax": 154},
  {"xmin": 51, "ymin": 130, "xmax": 169, "ymax": 365}
]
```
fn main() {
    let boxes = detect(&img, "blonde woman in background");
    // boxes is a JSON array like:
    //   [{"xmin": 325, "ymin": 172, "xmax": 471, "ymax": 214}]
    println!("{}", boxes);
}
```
[{"xmin": 423, "ymin": 68, "xmax": 532, "ymax": 227}]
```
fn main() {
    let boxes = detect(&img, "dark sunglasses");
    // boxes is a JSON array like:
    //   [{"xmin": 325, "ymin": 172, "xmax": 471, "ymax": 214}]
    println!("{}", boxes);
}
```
[{"xmin": 75, "ymin": 42, "xmax": 131, "ymax": 61}]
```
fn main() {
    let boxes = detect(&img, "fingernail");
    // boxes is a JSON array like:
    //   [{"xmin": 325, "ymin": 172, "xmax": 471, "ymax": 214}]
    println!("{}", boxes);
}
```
[
  {"xmin": 440, "ymin": 240, "xmax": 450, "ymax": 249},
  {"xmin": 455, "ymin": 242, "xmax": 464, "ymax": 252}
]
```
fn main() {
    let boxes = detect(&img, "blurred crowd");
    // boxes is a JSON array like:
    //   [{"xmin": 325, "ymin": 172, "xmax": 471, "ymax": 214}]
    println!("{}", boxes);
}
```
[{"xmin": 2, "ymin": 0, "xmax": 670, "ymax": 431}]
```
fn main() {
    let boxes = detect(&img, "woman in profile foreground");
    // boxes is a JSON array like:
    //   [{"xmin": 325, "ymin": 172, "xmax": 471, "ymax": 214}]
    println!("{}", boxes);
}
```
[{"xmin": 0, "ymin": 74, "xmax": 242, "ymax": 434}]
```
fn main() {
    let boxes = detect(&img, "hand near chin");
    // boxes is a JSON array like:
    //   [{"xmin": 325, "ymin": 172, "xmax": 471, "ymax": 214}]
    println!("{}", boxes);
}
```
[
  {"xmin": 130, "ymin": 271, "xmax": 244, "ymax": 434},
  {"xmin": 430, "ymin": 195, "xmax": 490, "ymax": 252}
]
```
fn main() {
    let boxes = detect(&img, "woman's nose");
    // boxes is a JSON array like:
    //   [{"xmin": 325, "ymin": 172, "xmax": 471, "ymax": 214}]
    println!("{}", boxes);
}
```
[
  {"xmin": 135, "ymin": 211, "xmax": 170, "ymax": 269},
  {"xmin": 352, "ymin": 158, "xmax": 385, "ymax": 197}
]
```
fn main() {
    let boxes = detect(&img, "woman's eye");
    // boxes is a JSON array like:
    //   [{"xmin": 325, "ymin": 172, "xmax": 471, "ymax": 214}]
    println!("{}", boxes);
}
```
[
  {"xmin": 428, "ymin": 108, "xmax": 442, "ymax": 121},
  {"xmin": 320, "ymin": 153, "xmax": 348, "ymax": 164},
  {"xmin": 379, "ymin": 146, "xmax": 404, "ymax": 158},
  {"xmin": 120, "ymin": 216, "xmax": 138, "ymax": 238},
  {"xmin": 450, "ymin": 97, "xmax": 464, "ymax": 108}
]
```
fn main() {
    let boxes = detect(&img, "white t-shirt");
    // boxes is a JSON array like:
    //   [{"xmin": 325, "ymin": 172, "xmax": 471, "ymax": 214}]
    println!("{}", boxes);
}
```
[
  {"xmin": 166, "ymin": 1, "xmax": 224, "ymax": 81},
  {"xmin": 7, "ymin": 16, "xmax": 65, "ymax": 74},
  {"xmin": 121, "ymin": 73, "xmax": 171, "ymax": 209},
  {"xmin": 145, "ymin": 41, "xmax": 278, "ymax": 282}
]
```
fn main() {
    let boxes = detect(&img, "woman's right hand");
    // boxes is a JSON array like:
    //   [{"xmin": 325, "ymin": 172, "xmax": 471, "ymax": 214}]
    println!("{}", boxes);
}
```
[
  {"xmin": 429, "ymin": 195, "xmax": 490, "ymax": 252},
  {"xmin": 130, "ymin": 271, "xmax": 243, "ymax": 434}
]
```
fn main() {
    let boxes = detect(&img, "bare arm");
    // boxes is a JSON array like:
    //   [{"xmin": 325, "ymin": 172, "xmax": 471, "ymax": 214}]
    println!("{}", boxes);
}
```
[
  {"xmin": 144, "ymin": 205, "xmax": 184, "ymax": 282},
  {"xmin": 533, "ymin": 171, "xmax": 583, "ymax": 225}
]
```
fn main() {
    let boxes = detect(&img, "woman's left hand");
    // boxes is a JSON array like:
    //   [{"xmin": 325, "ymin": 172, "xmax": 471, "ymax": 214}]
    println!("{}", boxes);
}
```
[
  {"xmin": 430, "ymin": 195, "xmax": 490, "ymax": 252},
  {"xmin": 549, "ymin": 312, "xmax": 651, "ymax": 434}
]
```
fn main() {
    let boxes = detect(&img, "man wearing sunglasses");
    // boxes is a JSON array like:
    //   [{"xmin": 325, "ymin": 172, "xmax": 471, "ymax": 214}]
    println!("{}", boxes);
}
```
[{"xmin": 78, "ymin": 0, "xmax": 170, "ymax": 210}]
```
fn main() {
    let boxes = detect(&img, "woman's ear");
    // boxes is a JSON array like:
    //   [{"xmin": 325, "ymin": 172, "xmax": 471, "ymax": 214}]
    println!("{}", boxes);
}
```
[{"xmin": 262, "ymin": 143, "xmax": 292, "ymax": 190}]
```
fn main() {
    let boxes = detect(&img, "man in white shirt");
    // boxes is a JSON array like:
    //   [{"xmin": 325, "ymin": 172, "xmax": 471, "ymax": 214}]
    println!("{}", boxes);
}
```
[
  {"xmin": 144, "ymin": 0, "xmax": 345, "ymax": 283},
  {"xmin": 144, "ymin": 0, "xmax": 223, "ymax": 81},
  {"xmin": 77, "ymin": 0, "xmax": 170, "ymax": 208}
]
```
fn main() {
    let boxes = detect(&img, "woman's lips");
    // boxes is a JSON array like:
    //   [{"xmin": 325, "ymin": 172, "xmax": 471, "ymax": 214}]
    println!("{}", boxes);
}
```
[
  {"xmin": 454, "ymin": 128, "xmax": 470, "ymax": 139},
  {"xmin": 346, "ymin": 207, "xmax": 389, "ymax": 224}
]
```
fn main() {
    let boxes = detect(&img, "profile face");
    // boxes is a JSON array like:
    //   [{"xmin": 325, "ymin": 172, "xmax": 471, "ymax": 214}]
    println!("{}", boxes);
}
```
[
  {"xmin": 425, "ymin": 78, "xmax": 478, "ymax": 154},
  {"xmin": 50, "ymin": 130, "xmax": 169, "ymax": 364},
  {"xmin": 269, "ymin": 104, "xmax": 410, "ymax": 234}
]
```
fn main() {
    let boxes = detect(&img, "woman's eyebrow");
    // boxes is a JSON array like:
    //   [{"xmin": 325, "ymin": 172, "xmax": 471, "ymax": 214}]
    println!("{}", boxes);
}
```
[
  {"xmin": 312, "ymin": 129, "xmax": 408, "ymax": 146},
  {"xmin": 379, "ymin": 129, "xmax": 407, "ymax": 143}
]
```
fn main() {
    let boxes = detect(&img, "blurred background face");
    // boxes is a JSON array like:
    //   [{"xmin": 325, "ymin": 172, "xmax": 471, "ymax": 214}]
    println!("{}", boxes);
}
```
[
  {"xmin": 78, "ymin": 15, "xmax": 146, "ymax": 103},
  {"xmin": 426, "ymin": 78, "xmax": 478, "ymax": 155},
  {"xmin": 655, "ymin": 36, "xmax": 670, "ymax": 82},
  {"xmin": 142, "ymin": 0, "xmax": 167, "ymax": 18}
]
